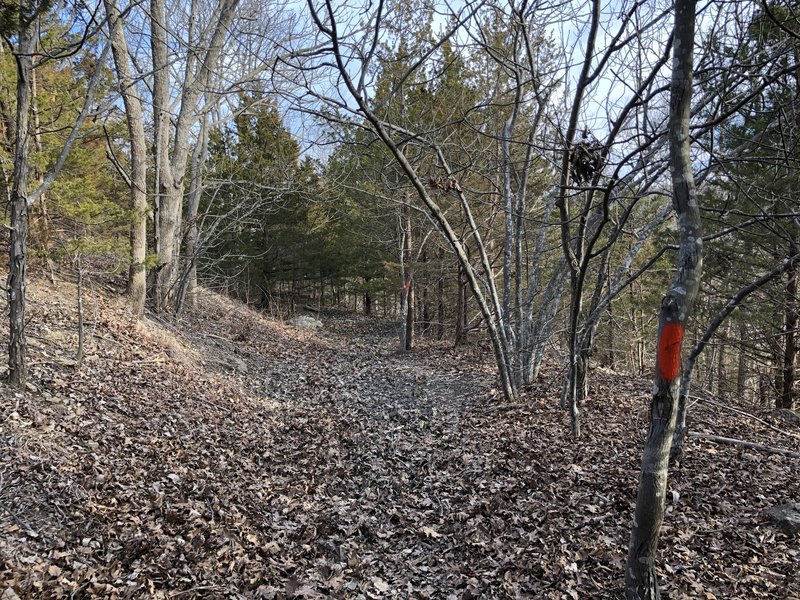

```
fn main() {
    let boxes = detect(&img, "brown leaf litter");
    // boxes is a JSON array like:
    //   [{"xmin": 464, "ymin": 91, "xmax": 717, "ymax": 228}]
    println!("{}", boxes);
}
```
[{"xmin": 0, "ymin": 274, "xmax": 798, "ymax": 599}]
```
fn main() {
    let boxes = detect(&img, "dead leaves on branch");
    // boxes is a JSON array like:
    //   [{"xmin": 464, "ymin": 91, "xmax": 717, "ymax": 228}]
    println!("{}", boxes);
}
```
[{"xmin": 0, "ymin": 277, "xmax": 798, "ymax": 598}]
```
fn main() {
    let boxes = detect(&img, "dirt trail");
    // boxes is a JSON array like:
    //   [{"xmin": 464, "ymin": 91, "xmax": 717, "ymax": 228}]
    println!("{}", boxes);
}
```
[{"xmin": 1, "ymin": 282, "xmax": 798, "ymax": 599}]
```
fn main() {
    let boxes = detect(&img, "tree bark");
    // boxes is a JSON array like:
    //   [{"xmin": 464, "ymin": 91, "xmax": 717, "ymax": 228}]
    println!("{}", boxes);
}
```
[
  {"xmin": 7, "ymin": 7, "xmax": 108, "ymax": 386},
  {"xmin": 779, "ymin": 242, "xmax": 797, "ymax": 409},
  {"xmin": 671, "ymin": 250, "xmax": 800, "ymax": 460},
  {"xmin": 455, "ymin": 262, "xmax": 468, "ymax": 346},
  {"xmin": 398, "ymin": 199, "xmax": 410, "ymax": 351},
  {"xmin": 626, "ymin": 1, "xmax": 701, "ymax": 598},
  {"xmin": 151, "ymin": 0, "xmax": 239, "ymax": 311},
  {"xmin": 176, "ymin": 112, "xmax": 210, "ymax": 313},
  {"xmin": 8, "ymin": 4, "xmax": 35, "ymax": 387},
  {"xmin": 105, "ymin": 0, "xmax": 148, "ymax": 316},
  {"xmin": 401, "ymin": 197, "xmax": 414, "ymax": 351}
]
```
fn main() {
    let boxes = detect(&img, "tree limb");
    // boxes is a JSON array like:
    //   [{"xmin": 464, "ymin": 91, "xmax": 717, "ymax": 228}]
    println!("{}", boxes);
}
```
[{"xmin": 688, "ymin": 432, "xmax": 800, "ymax": 459}]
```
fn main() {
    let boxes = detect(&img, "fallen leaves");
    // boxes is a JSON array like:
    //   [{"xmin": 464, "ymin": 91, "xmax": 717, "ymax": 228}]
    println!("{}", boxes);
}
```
[{"xmin": 0, "ymin": 275, "xmax": 797, "ymax": 598}]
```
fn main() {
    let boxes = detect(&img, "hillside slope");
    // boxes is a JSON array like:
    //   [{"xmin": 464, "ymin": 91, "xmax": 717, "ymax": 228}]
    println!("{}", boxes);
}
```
[{"xmin": 1, "ymin": 275, "xmax": 798, "ymax": 599}]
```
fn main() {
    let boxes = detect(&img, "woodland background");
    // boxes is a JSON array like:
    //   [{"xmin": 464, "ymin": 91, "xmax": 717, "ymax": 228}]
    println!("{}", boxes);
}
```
[
  {"xmin": 0, "ymin": 0, "xmax": 799, "ymax": 597},
  {"xmin": 1, "ymin": 0, "xmax": 797, "ymax": 411}
]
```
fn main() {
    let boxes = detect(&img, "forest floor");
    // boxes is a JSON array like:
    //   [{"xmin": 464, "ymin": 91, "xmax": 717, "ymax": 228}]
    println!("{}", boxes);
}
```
[{"xmin": 1, "ymin": 274, "xmax": 799, "ymax": 599}]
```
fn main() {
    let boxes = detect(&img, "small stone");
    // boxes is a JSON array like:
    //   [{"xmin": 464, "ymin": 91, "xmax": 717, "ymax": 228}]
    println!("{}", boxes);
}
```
[
  {"xmin": 764, "ymin": 503, "xmax": 800, "ymax": 535},
  {"xmin": 287, "ymin": 315, "xmax": 323, "ymax": 329}
]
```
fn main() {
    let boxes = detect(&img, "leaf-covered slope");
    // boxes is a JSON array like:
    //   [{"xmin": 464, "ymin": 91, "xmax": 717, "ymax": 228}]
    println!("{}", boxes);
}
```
[{"xmin": 1, "ymin": 276, "xmax": 798, "ymax": 598}]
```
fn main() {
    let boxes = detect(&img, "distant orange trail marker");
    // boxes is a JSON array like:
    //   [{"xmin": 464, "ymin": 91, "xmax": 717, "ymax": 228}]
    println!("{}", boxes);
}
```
[{"xmin": 657, "ymin": 322, "xmax": 684, "ymax": 382}]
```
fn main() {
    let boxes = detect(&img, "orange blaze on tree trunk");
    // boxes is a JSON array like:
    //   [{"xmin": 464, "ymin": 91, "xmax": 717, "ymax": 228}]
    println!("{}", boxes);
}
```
[{"xmin": 657, "ymin": 322, "xmax": 684, "ymax": 382}]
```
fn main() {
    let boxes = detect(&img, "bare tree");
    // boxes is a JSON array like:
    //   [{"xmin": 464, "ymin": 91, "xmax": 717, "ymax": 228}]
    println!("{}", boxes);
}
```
[
  {"xmin": 104, "ymin": 0, "xmax": 148, "ymax": 316},
  {"xmin": 176, "ymin": 111, "xmax": 211, "ymax": 312},
  {"xmin": 6, "ymin": 1, "xmax": 108, "ymax": 386},
  {"xmin": 670, "ymin": 250, "xmax": 800, "ymax": 460},
  {"xmin": 625, "ymin": 0, "xmax": 701, "ymax": 596},
  {"xmin": 553, "ymin": 0, "xmax": 675, "ymax": 437},
  {"xmin": 7, "ymin": 0, "xmax": 36, "ymax": 388},
  {"xmin": 150, "ymin": 0, "xmax": 239, "ymax": 311}
]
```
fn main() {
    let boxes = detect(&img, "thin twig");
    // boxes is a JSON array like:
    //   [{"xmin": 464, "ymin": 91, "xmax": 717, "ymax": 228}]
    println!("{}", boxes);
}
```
[
  {"xmin": 689, "ymin": 394, "xmax": 800, "ymax": 440},
  {"xmin": 0, "ymin": 495, "xmax": 41, "ymax": 540},
  {"xmin": 688, "ymin": 432, "xmax": 800, "ymax": 458},
  {"xmin": 169, "ymin": 585, "xmax": 222, "ymax": 597}
]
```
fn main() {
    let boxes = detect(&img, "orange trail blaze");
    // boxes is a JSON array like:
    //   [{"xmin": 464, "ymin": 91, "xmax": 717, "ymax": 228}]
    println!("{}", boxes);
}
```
[{"xmin": 657, "ymin": 322, "xmax": 684, "ymax": 382}]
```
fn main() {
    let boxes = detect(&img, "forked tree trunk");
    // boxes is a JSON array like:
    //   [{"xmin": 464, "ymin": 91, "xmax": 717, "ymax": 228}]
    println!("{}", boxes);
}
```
[
  {"xmin": 626, "ymin": 1, "xmax": 701, "ymax": 597},
  {"xmin": 527, "ymin": 270, "xmax": 566, "ymax": 384},
  {"xmin": 671, "ymin": 249, "xmax": 800, "ymax": 461},
  {"xmin": 150, "ymin": 0, "xmax": 239, "ymax": 311}
]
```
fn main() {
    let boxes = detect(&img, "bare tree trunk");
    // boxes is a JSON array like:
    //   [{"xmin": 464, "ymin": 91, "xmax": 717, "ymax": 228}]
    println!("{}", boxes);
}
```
[
  {"xmin": 737, "ymin": 322, "xmax": 748, "ymax": 400},
  {"xmin": 671, "ymin": 250, "xmax": 800, "ymax": 460},
  {"xmin": 7, "ymin": 8, "xmax": 108, "ymax": 386},
  {"xmin": 501, "ymin": 90, "xmax": 519, "ymax": 374},
  {"xmin": 522, "ymin": 192, "xmax": 558, "ymax": 384},
  {"xmin": 455, "ymin": 262, "xmax": 468, "ymax": 346},
  {"xmin": 105, "ymin": 0, "xmax": 148, "ymax": 316},
  {"xmin": 406, "ymin": 278, "xmax": 414, "ymax": 349},
  {"xmin": 177, "ymin": 112, "xmax": 210, "ymax": 313},
  {"xmin": 605, "ymin": 302, "xmax": 615, "ymax": 369},
  {"xmin": 528, "ymin": 267, "xmax": 566, "ymax": 383},
  {"xmin": 150, "ymin": 0, "xmax": 171, "ymax": 311},
  {"xmin": 8, "ymin": 6, "xmax": 35, "ymax": 387},
  {"xmin": 779, "ymin": 243, "xmax": 797, "ymax": 409},
  {"xmin": 29, "ymin": 65, "xmax": 50, "ymax": 261},
  {"xmin": 437, "ymin": 290, "xmax": 444, "ymax": 338},
  {"xmin": 437, "ymin": 250, "xmax": 445, "ymax": 340},
  {"xmin": 626, "ymin": 1, "xmax": 701, "ymax": 597},
  {"xmin": 555, "ymin": 0, "xmax": 601, "ymax": 438},
  {"xmin": 422, "ymin": 283, "xmax": 430, "ymax": 334},
  {"xmin": 402, "ymin": 198, "xmax": 414, "ymax": 351},
  {"xmin": 151, "ymin": 0, "xmax": 239, "ymax": 311},
  {"xmin": 716, "ymin": 322, "xmax": 728, "ymax": 398}
]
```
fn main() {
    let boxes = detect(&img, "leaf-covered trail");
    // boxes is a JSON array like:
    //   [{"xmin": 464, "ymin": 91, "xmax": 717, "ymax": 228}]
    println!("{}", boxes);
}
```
[{"xmin": 1, "ymin": 281, "xmax": 799, "ymax": 598}]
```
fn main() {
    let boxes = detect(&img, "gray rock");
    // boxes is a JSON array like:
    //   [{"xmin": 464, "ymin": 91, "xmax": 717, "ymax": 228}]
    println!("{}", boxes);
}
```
[
  {"xmin": 288, "ymin": 315, "xmax": 323, "ymax": 329},
  {"xmin": 773, "ymin": 409, "xmax": 800, "ymax": 426},
  {"xmin": 764, "ymin": 503, "xmax": 800, "ymax": 535},
  {"xmin": 210, "ymin": 355, "xmax": 248, "ymax": 374},
  {"xmin": 231, "ymin": 356, "xmax": 248, "ymax": 374}
]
